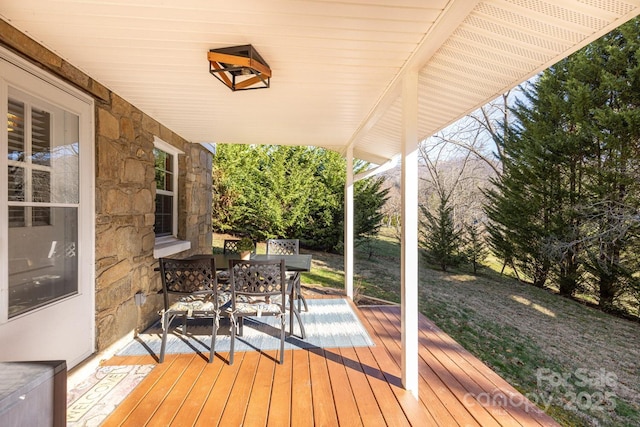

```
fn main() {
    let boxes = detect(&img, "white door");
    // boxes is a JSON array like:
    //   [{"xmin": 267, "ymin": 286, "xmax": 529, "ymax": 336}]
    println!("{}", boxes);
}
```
[{"xmin": 0, "ymin": 50, "xmax": 95, "ymax": 369}]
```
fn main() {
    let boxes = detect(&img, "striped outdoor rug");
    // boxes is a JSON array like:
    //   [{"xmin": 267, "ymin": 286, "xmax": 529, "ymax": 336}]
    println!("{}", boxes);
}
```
[{"xmin": 117, "ymin": 298, "xmax": 374, "ymax": 358}]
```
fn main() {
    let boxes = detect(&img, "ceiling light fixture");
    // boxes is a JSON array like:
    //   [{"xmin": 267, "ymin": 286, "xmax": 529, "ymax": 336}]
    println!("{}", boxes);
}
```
[{"xmin": 207, "ymin": 45, "xmax": 271, "ymax": 91}]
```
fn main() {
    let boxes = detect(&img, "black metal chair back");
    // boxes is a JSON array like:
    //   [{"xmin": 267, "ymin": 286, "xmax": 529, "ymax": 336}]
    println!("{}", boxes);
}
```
[
  {"xmin": 223, "ymin": 239, "xmax": 241, "ymax": 254},
  {"xmin": 266, "ymin": 239, "xmax": 299, "ymax": 255},
  {"xmin": 265, "ymin": 238, "xmax": 308, "ymax": 312},
  {"xmin": 160, "ymin": 257, "xmax": 217, "ymax": 302}
]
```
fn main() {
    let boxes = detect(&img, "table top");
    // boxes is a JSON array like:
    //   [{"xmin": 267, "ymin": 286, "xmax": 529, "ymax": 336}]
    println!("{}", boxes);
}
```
[{"xmin": 189, "ymin": 253, "xmax": 312, "ymax": 272}]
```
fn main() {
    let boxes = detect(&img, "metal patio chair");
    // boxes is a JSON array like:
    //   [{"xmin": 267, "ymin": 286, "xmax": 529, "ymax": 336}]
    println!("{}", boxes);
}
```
[
  {"xmin": 223, "ymin": 239, "xmax": 241, "ymax": 254},
  {"xmin": 229, "ymin": 258, "xmax": 305, "ymax": 364},
  {"xmin": 266, "ymin": 239, "xmax": 308, "ymax": 312},
  {"xmin": 158, "ymin": 257, "xmax": 233, "ymax": 363}
]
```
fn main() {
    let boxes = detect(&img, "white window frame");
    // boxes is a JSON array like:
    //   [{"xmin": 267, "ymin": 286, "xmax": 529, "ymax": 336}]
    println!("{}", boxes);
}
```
[
  {"xmin": 7, "ymin": 94, "xmax": 55, "ymax": 228},
  {"xmin": 152, "ymin": 136, "xmax": 190, "ymax": 257}
]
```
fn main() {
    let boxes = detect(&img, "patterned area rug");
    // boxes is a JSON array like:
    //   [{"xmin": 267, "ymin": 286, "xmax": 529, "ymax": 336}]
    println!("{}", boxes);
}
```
[
  {"xmin": 67, "ymin": 364, "xmax": 154, "ymax": 427},
  {"xmin": 117, "ymin": 298, "xmax": 374, "ymax": 358}
]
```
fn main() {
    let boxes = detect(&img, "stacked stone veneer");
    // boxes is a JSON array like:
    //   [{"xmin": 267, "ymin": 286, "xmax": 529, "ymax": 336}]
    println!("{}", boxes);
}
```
[{"xmin": 1, "ymin": 20, "xmax": 213, "ymax": 351}]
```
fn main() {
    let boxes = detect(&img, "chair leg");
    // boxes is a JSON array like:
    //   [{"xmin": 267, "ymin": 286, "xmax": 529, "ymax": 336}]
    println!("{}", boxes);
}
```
[
  {"xmin": 159, "ymin": 313, "xmax": 171, "ymax": 363},
  {"xmin": 229, "ymin": 316, "xmax": 235, "ymax": 365},
  {"xmin": 279, "ymin": 315, "xmax": 285, "ymax": 364},
  {"xmin": 296, "ymin": 278, "xmax": 308, "ymax": 312},
  {"xmin": 287, "ymin": 291, "xmax": 306, "ymax": 339},
  {"xmin": 209, "ymin": 317, "xmax": 217, "ymax": 363},
  {"xmin": 292, "ymin": 306, "xmax": 306, "ymax": 339},
  {"xmin": 238, "ymin": 316, "xmax": 244, "ymax": 336}
]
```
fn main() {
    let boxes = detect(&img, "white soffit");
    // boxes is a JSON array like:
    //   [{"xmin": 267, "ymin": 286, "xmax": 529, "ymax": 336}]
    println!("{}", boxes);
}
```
[
  {"xmin": 1, "ymin": 0, "xmax": 639, "ymax": 165},
  {"xmin": 352, "ymin": 0, "xmax": 640, "ymax": 163}
]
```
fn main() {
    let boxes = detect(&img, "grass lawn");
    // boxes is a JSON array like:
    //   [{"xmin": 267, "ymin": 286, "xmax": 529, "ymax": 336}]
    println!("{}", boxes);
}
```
[{"xmin": 213, "ymin": 231, "xmax": 640, "ymax": 426}]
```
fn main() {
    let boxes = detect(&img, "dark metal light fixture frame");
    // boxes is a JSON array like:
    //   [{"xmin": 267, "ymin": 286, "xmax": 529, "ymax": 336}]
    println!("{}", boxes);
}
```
[{"xmin": 207, "ymin": 45, "xmax": 271, "ymax": 91}]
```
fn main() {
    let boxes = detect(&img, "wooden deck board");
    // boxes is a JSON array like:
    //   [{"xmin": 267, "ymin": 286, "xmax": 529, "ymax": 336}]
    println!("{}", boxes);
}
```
[
  {"xmin": 194, "ymin": 351, "xmax": 246, "ymax": 426},
  {"xmin": 100, "ymin": 355, "xmax": 182, "ymax": 427},
  {"xmin": 339, "ymin": 346, "xmax": 387, "ymax": 427},
  {"xmin": 351, "ymin": 345, "xmax": 416, "ymax": 427},
  {"xmin": 170, "ymin": 359, "xmax": 225, "ymax": 426},
  {"xmin": 411, "ymin": 311, "xmax": 527, "ymax": 426},
  {"xmin": 267, "ymin": 350, "xmax": 293, "ymax": 427},
  {"xmin": 146, "ymin": 355, "xmax": 207, "ymax": 426},
  {"xmin": 126, "ymin": 354, "xmax": 195, "ymax": 426},
  {"xmin": 377, "ymin": 305, "xmax": 557, "ymax": 427},
  {"xmin": 218, "ymin": 349, "xmax": 261, "ymax": 426},
  {"xmin": 325, "ymin": 346, "xmax": 364, "ymax": 426},
  {"xmin": 360, "ymin": 306, "xmax": 469, "ymax": 425},
  {"xmin": 374, "ymin": 306, "xmax": 504, "ymax": 426},
  {"xmin": 413, "ymin": 310, "xmax": 553, "ymax": 427},
  {"xmin": 96, "ymin": 298, "xmax": 559, "ymax": 426},
  {"xmin": 291, "ymin": 349, "xmax": 314, "ymax": 426},
  {"xmin": 243, "ymin": 350, "xmax": 277, "ymax": 426},
  {"xmin": 308, "ymin": 348, "xmax": 340, "ymax": 426}
]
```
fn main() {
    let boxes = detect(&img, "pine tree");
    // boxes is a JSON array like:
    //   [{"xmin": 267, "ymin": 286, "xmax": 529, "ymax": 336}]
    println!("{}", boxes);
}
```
[
  {"xmin": 485, "ymin": 17, "xmax": 640, "ymax": 307},
  {"xmin": 463, "ymin": 221, "xmax": 487, "ymax": 275},
  {"xmin": 212, "ymin": 144, "xmax": 391, "ymax": 253},
  {"xmin": 354, "ymin": 176, "xmax": 390, "ymax": 258},
  {"xmin": 568, "ymin": 19, "xmax": 640, "ymax": 310},
  {"xmin": 420, "ymin": 194, "xmax": 462, "ymax": 272}
]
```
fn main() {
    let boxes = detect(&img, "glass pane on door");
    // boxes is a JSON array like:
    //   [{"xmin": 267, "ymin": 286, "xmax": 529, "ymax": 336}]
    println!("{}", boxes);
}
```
[
  {"xmin": 6, "ymin": 88, "xmax": 80, "ymax": 318},
  {"xmin": 8, "ymin": 208, "xmax": 78, "ymax": 317}
]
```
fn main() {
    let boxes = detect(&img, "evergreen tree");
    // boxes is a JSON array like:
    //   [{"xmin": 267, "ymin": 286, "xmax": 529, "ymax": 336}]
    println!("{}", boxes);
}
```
[
  {"xmin": 211, "ymin": 144, "xmax": 260, "ymax": 235},
  {"xmin": 420, "ymin": 194, "xmax": 462, "ymax": 272},
  {"xmin": 354, "ymin": 176, "xmax": 390, "ymax": 258},
  {"xmin": 211, "ymin": 162, "xmax": 237, "ymax": 233},
  {"xmin": 212, "ymin": 144, "xmax": 390, "ymax": 253},
  {"xmin": 485, "ymin": 17, "xmax": 640, "ymax": 308},
  {"xmin": 484, "ymin": 108, "xmax": 559, "ymax": 289},
  {"xmin": 463, "ymin": 221, "xmax": 487, "ymax": 275},
  {"xmin": 568, "ymin": 19, "xmax": 640, "ymax": 309},
  {"xmin": 298, "ymin": 148, "xmax": 345, "ymax": 251}
]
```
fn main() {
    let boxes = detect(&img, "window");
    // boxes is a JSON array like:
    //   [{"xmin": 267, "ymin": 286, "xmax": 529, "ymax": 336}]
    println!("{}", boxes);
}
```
[
  {"xmin": 154, "ymin": 147, "xmax": 174, "ymax": 236},
  {"xmin": 8, "ymin": 97, "xmax": 54, "ymax": 227},
  {"xmin": 4, "ymin": 83, "xmax": 83, "ymax": 318},
  {"xmin": 152, "ymin": 137, "xmax": 189, "ymax": 257},
  {"xmin": 153, "ymin": 137, "xmax": 181, "ymax": 237}
]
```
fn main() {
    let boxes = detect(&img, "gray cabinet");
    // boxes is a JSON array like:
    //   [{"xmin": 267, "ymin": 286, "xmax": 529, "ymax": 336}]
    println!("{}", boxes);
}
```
[{"xmin": 0, "ymin": 361, "xmax": 66, "ymax": 426}]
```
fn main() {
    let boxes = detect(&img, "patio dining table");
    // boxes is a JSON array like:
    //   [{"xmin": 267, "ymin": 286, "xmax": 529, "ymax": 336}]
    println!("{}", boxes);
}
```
[
  {"xmin": 209, "ymin": 253, "xmax": 312, "ymax": 273},
  {"xmin": 187, "ymin": 253, "xmax": 312, "ymax": 338}
]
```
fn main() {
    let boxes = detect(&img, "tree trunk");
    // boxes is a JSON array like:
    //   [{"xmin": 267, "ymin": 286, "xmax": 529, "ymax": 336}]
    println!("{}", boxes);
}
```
[
  {"xmin": 532, "ymin": 263, "xmax": 549, "ymax": 288},
  {"xmin": 599, "ymin": 273, "xmax": 617, "ymax": 311},
  {"xmin": 558, "ymin": 250, "xmax": 579, "ymax": 296}
]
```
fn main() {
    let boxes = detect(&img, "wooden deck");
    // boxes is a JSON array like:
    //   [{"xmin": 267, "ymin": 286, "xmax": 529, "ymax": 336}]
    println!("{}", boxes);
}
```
[{"xmin": 98, "ymin": 298, "xmax": 559, "ymax": 426}]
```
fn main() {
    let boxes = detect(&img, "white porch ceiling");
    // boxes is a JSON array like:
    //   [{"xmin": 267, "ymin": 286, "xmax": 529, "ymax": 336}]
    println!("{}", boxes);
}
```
[{"xmin": 2, "ymin": 0, "xmax": 639, "ymax": 164}]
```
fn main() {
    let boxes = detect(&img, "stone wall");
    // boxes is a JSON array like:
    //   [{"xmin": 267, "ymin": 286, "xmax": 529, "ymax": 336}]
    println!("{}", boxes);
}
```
[{"xmin": 1, "ymin": 20, "xmax": 213, "ymax": 351}]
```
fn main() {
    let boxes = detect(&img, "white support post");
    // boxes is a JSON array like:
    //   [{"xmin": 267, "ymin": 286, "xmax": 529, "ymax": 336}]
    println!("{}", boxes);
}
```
[
  {"xmin": 401, "ymin": 70, "xmax": 419, "ymax": 398},
  {"xmin": 344, "ymin": 146, "xmax": 354, "ymax": 299}
]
